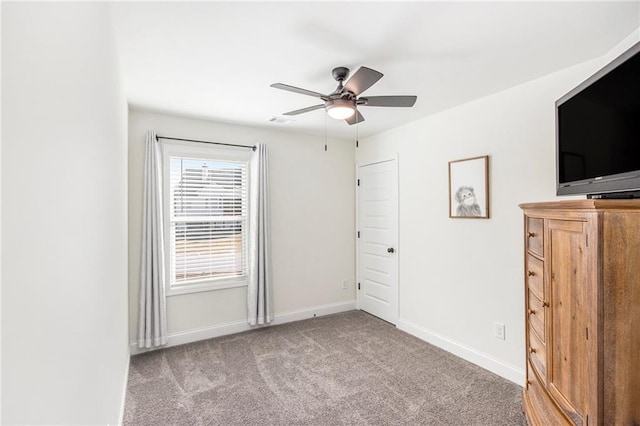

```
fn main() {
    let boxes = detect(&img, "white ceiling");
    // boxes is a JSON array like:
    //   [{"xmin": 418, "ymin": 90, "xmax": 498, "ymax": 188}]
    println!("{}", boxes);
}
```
[{"xmin": 110, "ymin": 1, "xmax": 639, "ymax": 141}]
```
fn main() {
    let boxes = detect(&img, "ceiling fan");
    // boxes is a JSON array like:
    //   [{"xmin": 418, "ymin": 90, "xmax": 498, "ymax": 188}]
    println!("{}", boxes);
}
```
[{"xmin": 271, "ymin": 66, "xmax": 417, "ymax": 125}]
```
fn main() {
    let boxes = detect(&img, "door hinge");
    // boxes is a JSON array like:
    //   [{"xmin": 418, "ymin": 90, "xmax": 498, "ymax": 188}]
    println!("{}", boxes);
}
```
[
  {"xmin": 586, "ymin": 234, "xmax": 589, "ymax": 248},
  {"xmin": 358, "ymin": 282, "xmax": 361, "ymax": 290},
  {"xmin": 586, "ymin": 327, "xmax": 589, "ymax": 340},
  {"xmin": 357, "ymin": 179, "xmax": 360, "ymax": 186}
]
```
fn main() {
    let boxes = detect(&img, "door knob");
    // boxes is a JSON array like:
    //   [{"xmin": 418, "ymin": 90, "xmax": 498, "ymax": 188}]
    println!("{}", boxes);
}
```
[{"xmin": 387, "ymin": 247, "xmax": 395, "ymax": 253}]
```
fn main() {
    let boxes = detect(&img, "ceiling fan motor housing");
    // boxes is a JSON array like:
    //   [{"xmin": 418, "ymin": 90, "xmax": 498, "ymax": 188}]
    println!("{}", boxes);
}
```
[{"xmin": 332, "ymin": 66, "xmax": 350, "ymax": 82}]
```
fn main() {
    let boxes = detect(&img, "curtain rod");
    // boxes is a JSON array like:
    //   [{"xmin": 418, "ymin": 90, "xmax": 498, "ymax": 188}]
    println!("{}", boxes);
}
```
[{"xmin": 156, "ymin": 135, "xmax": 256, "ymax": 151}]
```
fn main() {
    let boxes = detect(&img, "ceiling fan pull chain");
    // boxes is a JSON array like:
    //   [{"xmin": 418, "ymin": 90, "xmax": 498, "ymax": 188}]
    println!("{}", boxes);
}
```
[{"xmin": 324, "ymin": 112, "xmax": 328, "ymax": 152}]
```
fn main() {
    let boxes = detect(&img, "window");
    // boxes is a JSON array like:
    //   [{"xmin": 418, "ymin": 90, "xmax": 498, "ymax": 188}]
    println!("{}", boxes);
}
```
[{"xmin": 163, "ymin": 143, "xmax": 249, "ymax": 295}]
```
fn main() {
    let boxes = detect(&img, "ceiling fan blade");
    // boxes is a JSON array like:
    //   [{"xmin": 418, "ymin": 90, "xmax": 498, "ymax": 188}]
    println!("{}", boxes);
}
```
[
  {"xmin": 271, "ymin": 83, "xmax": 326, "ymax": 99},
  {"xmin": 359, "ymin": 95, "xmax": 417, "ymax": 107},
  {"xmin": 343, "ymin": 67, "xmax": 383, "ymax": 96},
  {"xmin": 283, "ymin": 104, "xmax": 325, "ymax": 116},
  {"xmin": 345, "ymin": 110, "xmax": 365, "ymax": 125}
]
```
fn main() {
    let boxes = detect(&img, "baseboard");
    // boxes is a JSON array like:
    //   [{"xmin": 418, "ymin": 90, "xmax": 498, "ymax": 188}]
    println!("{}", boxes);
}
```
[
  {"xmin": 130, "ymin": 300, "xmax": 356, "ymax": 355},
  {"xmin": 117, "ymin": 348, "xmax": 131, "ymax": 426},
  {"xmin": 271, "ymin": 300, "xmax": 357, "ymax": 325},
  {"xmin": 397, "ymin": 318, "xmax": 525, "ymax": 386}
]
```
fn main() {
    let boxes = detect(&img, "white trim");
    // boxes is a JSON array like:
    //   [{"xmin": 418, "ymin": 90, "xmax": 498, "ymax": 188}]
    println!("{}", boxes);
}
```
[
  {"xmin": 397, "ymin": 317, "xmax": 525, "ymax": 386},
  {"xmin": 116, "ymin": 350, "xmax": 131, "ymax": 426},
  {"xmin": 271, "ymin": 300, "xmax": 356, "ymax": 324},
  {"xmin": 167, "ymin": 279, "xmax": 247, "ymax": 297},
  {"xmin": 130, "ymin": 300, "xmax": 356, "ymax": 355}
]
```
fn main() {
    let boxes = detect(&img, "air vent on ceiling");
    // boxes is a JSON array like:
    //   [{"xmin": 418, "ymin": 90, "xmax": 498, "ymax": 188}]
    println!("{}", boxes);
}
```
[{"xmin": 269, "ymin": 117, "xmax": 295, "ymax": 124}]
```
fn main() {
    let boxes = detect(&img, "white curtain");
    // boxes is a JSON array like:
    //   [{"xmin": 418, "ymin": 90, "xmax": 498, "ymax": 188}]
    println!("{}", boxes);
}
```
[
  {"xmin": 248, "ymin": 144, "xmax": 273, "ymax": 325},
  {"xmin": 138, "ymin": 130, "xmax": 168, "ymax": 348}
]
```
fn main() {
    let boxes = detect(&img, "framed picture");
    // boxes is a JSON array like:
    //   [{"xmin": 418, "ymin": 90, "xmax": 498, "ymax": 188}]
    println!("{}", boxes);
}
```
[{"xmin": 448, "ymin": 155, "xmax": 489, "ymax": 219}]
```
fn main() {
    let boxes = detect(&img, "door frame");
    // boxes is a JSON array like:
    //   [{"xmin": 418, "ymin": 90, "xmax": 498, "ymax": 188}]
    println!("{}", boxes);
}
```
[{"xmin": 355, "ymin": 154, "xmax": 399, "ymax": 324}]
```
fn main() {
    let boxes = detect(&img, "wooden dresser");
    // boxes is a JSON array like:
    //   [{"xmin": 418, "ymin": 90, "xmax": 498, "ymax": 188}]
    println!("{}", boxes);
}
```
[{"xmin": 520, "ymin": 200, "xmax": 640, "ymax": 426}]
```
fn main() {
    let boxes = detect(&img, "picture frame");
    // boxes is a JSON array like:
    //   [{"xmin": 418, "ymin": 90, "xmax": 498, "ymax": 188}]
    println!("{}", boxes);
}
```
[{"xmin": 448, "ymin": 155, "xmax": 489, "ymax": 219}]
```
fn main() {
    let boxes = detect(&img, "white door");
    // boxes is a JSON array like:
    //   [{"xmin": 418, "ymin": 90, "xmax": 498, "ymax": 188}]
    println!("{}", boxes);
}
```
[{"xmin": 357, "ymin": 158, "xmax": 398, "ymax": 324}]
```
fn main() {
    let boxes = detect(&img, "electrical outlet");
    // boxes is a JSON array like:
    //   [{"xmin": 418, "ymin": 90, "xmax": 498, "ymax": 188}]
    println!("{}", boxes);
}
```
[
  {"xmin": 342, "ymin": 279, "xmax": 349, "ymax": 290},
  {"xmin": 494, "ymin": 322, "xmax": 506, "ymax": 340}
]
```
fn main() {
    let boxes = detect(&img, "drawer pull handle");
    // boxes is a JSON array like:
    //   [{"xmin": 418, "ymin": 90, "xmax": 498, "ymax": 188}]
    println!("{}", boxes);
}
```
[
  {"xmin": 530, "ymin": 347, "xmax": 537, "ymax": 354},
  {"xmin": 528, "ymin": 271, "xmax": 535, "ymax": 277},
  {"xmin": 528, "ymin": 232, "xmax": 536, "ymax": 238},
  {"xmin": 528, "ymin": 309, "xmax": 537, "ymax": 315},
  {"xmin": 542, "ymin": 301, "xmax": 549, "ymax": 308},
  {"xmin": 527, "ymin": 380, "xmax": 532, "ymax": 386}
]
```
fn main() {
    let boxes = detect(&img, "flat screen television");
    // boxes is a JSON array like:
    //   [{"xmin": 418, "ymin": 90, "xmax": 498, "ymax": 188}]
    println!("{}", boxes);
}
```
[{"xmin": 556, "ymin": 41, "xmax": 640, "ymax": 198}]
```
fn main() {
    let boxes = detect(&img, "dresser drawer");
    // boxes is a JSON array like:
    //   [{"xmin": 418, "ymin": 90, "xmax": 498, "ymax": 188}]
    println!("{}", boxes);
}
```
[
  {"xmin": 526, "ymin": 217, "xmax": 544, "ymax": 257},
  {"xmin": 523, "ymin": 362, "xmax": 570, "ymax": 426},
  {"xmin": 526, "ymin": 254, "xmax": 544, "ymax": 300},
  {"xmin": 529, "ymin": 324, "xmax": 547, "ymax": 381},
  {"xmin": 528, "ymin": 290, "xmax": 545, "ymax": 343}
]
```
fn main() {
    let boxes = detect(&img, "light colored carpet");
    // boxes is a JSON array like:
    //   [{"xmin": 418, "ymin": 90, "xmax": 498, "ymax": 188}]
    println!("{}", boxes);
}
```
[{"xmin": 124, "ymin": 310, "xmax": 525, "ymax": 425}]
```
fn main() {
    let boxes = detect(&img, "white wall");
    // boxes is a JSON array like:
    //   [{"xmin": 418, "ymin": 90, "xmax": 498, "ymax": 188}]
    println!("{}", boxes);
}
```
[
  {"xmin": 356, "ymin": 31, "xmax": 640, "ymax": 385},
  {"xmin": 0, "ymin": 3, "xmax": 3, "ymax": 420},
  {"xmin": 1, "ymin": 3, "xmax": 129, "ymax": 424},
  {"xmin": 128, "ymin": 110, "xmax": 356, "ymax": 350}
]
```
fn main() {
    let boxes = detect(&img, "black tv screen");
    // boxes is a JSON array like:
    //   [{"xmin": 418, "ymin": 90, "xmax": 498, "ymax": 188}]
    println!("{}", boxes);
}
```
[{"xmin": 556, "ymin": 42, "xmax": 640, "ymax": 197}]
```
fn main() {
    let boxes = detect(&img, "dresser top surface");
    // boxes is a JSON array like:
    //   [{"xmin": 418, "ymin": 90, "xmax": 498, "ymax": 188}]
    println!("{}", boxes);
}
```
[{"xmin": 520, "ymin": 199, "xmax": 640, "ymax": 211}]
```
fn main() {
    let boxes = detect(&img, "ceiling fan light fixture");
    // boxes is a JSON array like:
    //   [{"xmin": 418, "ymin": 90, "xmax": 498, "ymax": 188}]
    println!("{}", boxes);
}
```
[{"xmin": 326, "ymin": 99, "xmax": 355, "ymax": 120}]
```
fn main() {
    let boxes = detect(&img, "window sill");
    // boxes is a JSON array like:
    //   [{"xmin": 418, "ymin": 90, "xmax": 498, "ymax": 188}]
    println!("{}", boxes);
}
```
[{"xmin": 167, "ymin": 279, "xmax": 248, "ymax": 296}]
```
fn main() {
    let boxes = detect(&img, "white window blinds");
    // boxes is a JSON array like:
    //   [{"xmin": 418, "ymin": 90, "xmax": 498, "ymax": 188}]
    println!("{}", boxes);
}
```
[{"xmin": 169, "ymin": 156, "xmax": 248, "ymax": 289}]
